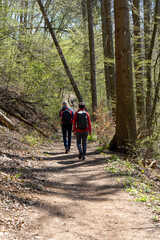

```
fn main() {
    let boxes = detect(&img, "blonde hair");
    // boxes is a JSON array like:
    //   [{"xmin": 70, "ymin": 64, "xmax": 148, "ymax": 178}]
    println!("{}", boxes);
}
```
[{"xmin": 62, "ymin": 100, "xmax": 69, "ymax": 108}]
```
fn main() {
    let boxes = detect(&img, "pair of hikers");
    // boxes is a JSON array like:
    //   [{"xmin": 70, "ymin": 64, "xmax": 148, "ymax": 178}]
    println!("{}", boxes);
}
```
[{"xmin": 59, "ymin": 101, "xmax": 91, "ymax": 160}]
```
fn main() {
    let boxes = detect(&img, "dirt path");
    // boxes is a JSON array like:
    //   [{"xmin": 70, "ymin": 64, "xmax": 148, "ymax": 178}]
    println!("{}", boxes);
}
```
[{"xmin": 1, "ymin": 137, "xmax": 160, "ymax": 240}]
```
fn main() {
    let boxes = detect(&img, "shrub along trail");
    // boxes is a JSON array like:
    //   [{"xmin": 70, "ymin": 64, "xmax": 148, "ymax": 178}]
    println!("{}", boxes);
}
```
[{"xmin": 0, "ymin": 137, "xmax": 160, "ymax": 240}]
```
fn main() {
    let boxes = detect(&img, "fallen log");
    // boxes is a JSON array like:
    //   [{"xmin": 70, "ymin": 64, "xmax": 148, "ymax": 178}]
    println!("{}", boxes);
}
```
[
  {"xmin": 0, "ymin": 112, "xmax": 17, "ymax": 131},
  {"xmin": 14, "ymin": 114, "xmax": 49, "ymax": 138}
]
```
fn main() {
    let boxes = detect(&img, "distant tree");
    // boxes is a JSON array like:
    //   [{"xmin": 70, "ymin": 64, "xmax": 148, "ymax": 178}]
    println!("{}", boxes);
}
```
[
  {"xmin": 143, "ymin": 0, "xmax": 151, "ymax": 59},
  {"xmin": 100, "ymin": 0, "xmax": 116, "ymax": 109},
  {"xmin": 100, "ymin": 0, "xmax": 110, "ymax": 106},
  {"xmin": 145, "ymin": 0, "xmax": 160, "ymax": 131},
  {"xmin": 132, "ymin": 0, "xmax": 146, "ymax": 131},
  {"xmin": 87, "ymin": 0, "xmax": 97, "ymax": 115},
  {"xmin": 81, "ymin": 0, "xmax": 90, "ymax": 88}
]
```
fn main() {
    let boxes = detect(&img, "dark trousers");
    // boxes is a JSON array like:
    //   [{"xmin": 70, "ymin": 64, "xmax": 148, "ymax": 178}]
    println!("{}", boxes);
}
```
[
  {"xmin": 76, "ymin": 131, "xmax": 88, "ymax": 157},
  {"xmin": 62, "ymin": 123, "xmax": 72, "ymax": 149}
]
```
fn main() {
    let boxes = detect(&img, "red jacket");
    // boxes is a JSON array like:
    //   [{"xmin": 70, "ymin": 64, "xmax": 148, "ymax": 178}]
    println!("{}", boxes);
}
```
[{"xmin": 73, "ymin": 108, "xmax": 91, "ymax": 133}]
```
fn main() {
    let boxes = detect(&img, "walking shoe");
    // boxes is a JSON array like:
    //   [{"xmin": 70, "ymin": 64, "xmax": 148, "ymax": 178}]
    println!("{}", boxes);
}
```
[
  {"xmin": 82, "ymin": 156, "xmax": 86, "ymax": 160},
  {"xmin": 65, "ymin": 147, "xmax": 69, "ymax": 154},
  {"xmin": 78, "ymin": 152, "xmax": 83, "ymax": 159}
]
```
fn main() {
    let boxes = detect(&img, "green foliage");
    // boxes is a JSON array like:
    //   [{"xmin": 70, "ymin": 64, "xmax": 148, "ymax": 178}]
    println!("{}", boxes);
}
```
[
  {"xmin": 0, "ymin": 0, "xmax": 107, "ymax": 122},
  {"xmin": 87, "ymin": 134, "xmax": 97, "ymax": 142},
  {"xmin": 152, "ymin": 215, "xmax": 159, "ymax": 223},
  {"xmin": 96, "ymin": 145, "xmax": 109, "ymax": 152},
  {"xmin": 134, "ymin": 129, "xmax": 160, "ymax": 166},
  {"xmin": 22, "ymin": 133, "xmax": 44, "ymax": 146},
  {"xmin": 15, "ymin": 170, "xmax": 23, "ymax": 179},
  {"xmin": 0, "ymin": 0, "xmax": 159, "ymax": 158},
  {"xmin": 104, "ymin": 154, "xmax": 160, "ymax": 220}
]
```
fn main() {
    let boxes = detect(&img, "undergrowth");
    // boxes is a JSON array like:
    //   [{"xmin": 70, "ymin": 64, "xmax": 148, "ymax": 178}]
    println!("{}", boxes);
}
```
[
  {"xmin": 103, "ymin": 153, "xmax": 160, "ymax": 224},
  {"xmin": 94, "ymin": 102, "xmax": 115, "ymax": 146}
]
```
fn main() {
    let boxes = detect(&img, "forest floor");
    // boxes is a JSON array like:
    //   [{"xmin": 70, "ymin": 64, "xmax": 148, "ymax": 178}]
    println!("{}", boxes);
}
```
[{"xmin": 0, "ymin": 128, "xmax": 160, "ymax": 240}]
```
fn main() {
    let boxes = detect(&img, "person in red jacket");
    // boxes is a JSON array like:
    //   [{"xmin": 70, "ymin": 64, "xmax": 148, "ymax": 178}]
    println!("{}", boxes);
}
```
[{"xmin": 73, "ymin": 102, "xmax": 91, "ymax": 160}]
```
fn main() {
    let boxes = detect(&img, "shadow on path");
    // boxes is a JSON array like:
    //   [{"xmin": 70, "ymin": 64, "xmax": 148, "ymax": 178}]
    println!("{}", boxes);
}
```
[{"xmin": 0, "ymin": 145, "xmax": 123, "ymax": 219}]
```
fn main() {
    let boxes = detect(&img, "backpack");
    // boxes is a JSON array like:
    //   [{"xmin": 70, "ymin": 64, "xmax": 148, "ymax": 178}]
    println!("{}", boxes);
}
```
[
  {"xmin": 77, "ymin": 110, "xmax": 88, "ymax": 130},
  {"xmin": 61, "ymin": 108, "xmax": 72, "ymax": 124}
]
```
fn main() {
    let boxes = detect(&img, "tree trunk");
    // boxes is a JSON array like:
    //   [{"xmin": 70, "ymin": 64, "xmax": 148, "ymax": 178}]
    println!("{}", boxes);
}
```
[
  {"xmin": 87, "ymin": 0, "xmax": 97, "ymax": 115},
  {"xmin": 132, "ymin": 0, "xmax": 146, "ymax": 131},
  {"xmin": 100, "ymin": 0, "xmax": 111, "ymax": 106},
  {"xmin": 145, "ymin": 0, "xmax": 160, "ymax": 131},
  {"xmin": 81, "ymin": 0, "xmax": 90, "ymax": 88},
  {"xmin": 36, "ymin": 0, "xmax": 83, "ymax": 103},
  {"xmin": 24, "ymin": 0, "xmax": 28, "ymax": 29},
  {"xmin": 20, "ymin": 0, "xmax": 24, "ymax": 25},
  {"xmin": 104, "ymin": 0, "xmax": 116, "ymax": 104},
  {"xmin": 29, "ymin": 0, "xmax": 36, "ymax": 34},
  {"xmin": 110, "ymin": 0, "xmax": 137, "ymax": 152},
  {"xmin": 151, "ymin": 70, "xmax": 160, "ymax": 122},
  {"xmin": 143, "ymin": 0, "xmax": 151, "ymax": 59}
]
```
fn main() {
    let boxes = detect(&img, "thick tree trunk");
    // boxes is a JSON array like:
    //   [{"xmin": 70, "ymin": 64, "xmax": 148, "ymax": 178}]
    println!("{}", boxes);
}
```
[
  {"xmin": 110, "ymin": 0, "xmax": 137, "ymax": 152},
  {"xmin": 87, "ymin": 0, "xmax": 97, "ymax": 115},
  {"xmin": 36, "ymin": 0, "xmax": 83, "ymax": 103}
]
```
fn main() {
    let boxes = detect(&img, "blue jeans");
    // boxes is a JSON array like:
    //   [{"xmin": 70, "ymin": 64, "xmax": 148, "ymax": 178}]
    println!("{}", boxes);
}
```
[
  {"xmin": 76, "ymin": 131, "xmax": 88, "ymax": 157},
  {"xmin": 62, "ymin": 123, "xmax": 72, "ymax": 149}
]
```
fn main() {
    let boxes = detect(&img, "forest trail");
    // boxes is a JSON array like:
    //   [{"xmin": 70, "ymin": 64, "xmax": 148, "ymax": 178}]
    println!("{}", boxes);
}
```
[{"xmin": 1, "ymin": 137, "xmax": 160, "ymax": 240}]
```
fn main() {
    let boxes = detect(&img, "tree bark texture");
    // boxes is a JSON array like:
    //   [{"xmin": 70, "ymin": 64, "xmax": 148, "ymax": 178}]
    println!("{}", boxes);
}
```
[
  {"xmin": 87, "ymin": 0, "xmax": 97, "ymax": 114},
  {"xmin": 81, "ymin": 0, "xmax": 90, "ymax": 86},
  {"xmin": 100, "ymin": 0, "xmax": 111, "ymax": 105},
  {"xmin": 104, "ymin": 0, "xmax": 116, "ymax": 103},
  {"xmin": 146, "ymin": 0, "xmax": 160, "ymax": 130},
  {"xmin": 132, "ymin": 0, "xmax": 146, "ymax": 131},
  {"xmin": 113, "ymin": 0, "xmax": 137, "ymax": 152}
]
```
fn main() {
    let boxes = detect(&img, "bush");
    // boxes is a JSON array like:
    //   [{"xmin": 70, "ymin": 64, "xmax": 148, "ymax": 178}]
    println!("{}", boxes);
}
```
[{"xmin": 94, "ymin": 102, "xmax": 115, "ymax": 146}]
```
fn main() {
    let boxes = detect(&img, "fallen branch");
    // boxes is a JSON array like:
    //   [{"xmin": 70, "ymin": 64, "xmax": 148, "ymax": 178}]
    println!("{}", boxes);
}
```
[
  {"xmin": 0, "ymin": 112, "xmax": 17, "ymax": 131},
  {"xmin": 0, "ymin": 87, "xmax": 57, "ymax": 136},
  {"xmin": 15, "ymin": 114, "xmax": 49, "ymax": 138},
  {"xmin": 1, "ymin": 109, "xmax": 49, "ymax": 138}
]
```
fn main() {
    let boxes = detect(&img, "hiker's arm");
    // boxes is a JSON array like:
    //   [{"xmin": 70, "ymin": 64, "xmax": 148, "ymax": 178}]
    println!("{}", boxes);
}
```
[
  {"xmin": 59, "ymin": 110, "xmax": 62, "ymax": 118},
  {"xmin": 72, "ymin": 110, "xmax": 74, "ymax": 121},
  {"xmin": 87, "ymin": 113, "xmax": 91, "ymax": 135},
  {"xmin": 73, "ymin": 112, "xmax": 77, "ymax": 134}
]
